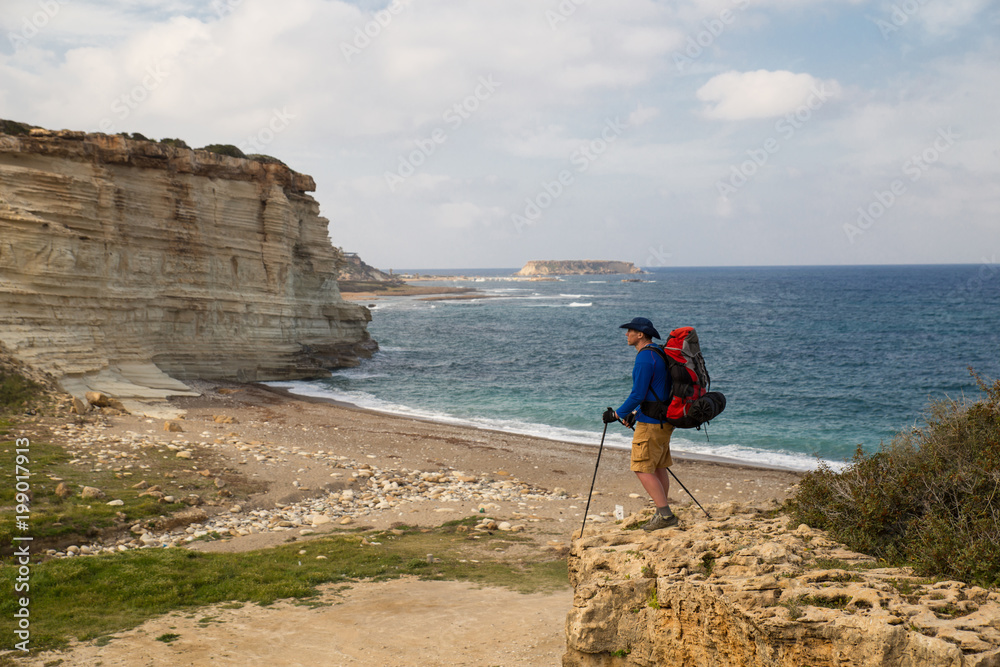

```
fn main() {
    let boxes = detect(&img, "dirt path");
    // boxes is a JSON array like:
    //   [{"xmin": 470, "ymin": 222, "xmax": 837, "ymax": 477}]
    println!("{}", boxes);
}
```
[{"xmin": 21, "ymin": 579, "xmax": 571, "ymax": 666}]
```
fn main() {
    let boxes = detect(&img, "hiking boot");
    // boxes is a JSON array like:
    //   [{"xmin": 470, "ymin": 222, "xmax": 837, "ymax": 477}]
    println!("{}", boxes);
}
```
[{"xmin": 641, "ymin": 513, "xmax": 679, "ymax": 531}]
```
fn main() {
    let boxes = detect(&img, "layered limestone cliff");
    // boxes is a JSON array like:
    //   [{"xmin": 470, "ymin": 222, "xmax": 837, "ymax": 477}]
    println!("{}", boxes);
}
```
[
  {"xmin": 565, "ymin": 502, "xmax": 1000, "ymax": 667},
  {"xmin": 516, "ymin": 260, "xmax": 642, "ymax": 276},
  {"xmin": 338, "ymin": 252, "xmax": 402, "ymax": 284},
  {"xmin": 0, "ymin": 127, "xmax": 376, "ymax": 408}
]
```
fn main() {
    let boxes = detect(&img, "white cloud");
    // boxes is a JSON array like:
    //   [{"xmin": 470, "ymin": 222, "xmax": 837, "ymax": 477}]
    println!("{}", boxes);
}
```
[
  {"xmin": 912, "ymin": 0, "xmax": 991, "ymax": 36},
  {"xmin": 434, "ymin": 201, "xmax": 483, "ymax": 229},
  {"xmin": 627, "ymin": 104, "xmax": 660, "ymax": 127},
  {"xmin": 0, "ymin": 0, "xmax": 997, "ymax": 268},
  {"xmin": 696, "ymin": 69, "xmax": 841, "ymax": 120}
]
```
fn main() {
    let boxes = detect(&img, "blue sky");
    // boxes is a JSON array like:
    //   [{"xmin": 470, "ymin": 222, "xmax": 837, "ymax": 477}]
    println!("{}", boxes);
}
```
[{"xmin": 1, "ymin": 0, "xmax": 997, "ymax": 270}]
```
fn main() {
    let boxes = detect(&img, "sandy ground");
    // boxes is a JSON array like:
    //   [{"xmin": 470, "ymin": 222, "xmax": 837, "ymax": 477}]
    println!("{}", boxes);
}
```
[
  {"xmin": 18, "ymin": 383, "xmax": 803, "ymax": 666},
  {"xmin": 23, "ymin": 579, "xmax": 572, "ymax": 667}
]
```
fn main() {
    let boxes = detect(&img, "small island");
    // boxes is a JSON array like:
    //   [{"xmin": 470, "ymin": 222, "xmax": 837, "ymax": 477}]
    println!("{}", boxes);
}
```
[{"xmin": 515, "ymin": 260, "xmax": 643, "ymax": 276}]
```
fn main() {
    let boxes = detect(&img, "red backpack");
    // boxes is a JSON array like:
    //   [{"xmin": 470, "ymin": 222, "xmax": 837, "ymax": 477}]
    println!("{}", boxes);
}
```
[{"xmin": 641, "ymin": 327, "xmax": 726, "ymax": 429}]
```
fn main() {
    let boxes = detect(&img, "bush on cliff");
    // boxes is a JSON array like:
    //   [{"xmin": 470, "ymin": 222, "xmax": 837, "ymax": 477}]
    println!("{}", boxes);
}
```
[
  {"xmin": 159, "ymin": 137, "xmax": 190, "ymax": 149},
  {"xmin": 118, "ymin": 131, "xmax": 151, "ymax": 141},
  {"xmin": 247, "ymin": 153, "xmax": 286, "ymax": 165},
  {"xmin": 0, "ymin": 119, "xmax": 34, "ymax": 136},
  {"xmin": 200, "ymin": 143, "xmax": 247, "ymax": 159},
  {"xmin": 786, "ymin": 370, "xmax": 1000, "ymax": 588}
]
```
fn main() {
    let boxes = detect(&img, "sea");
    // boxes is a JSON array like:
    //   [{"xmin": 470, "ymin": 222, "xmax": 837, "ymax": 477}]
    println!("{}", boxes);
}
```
[{"xmin": 269, "ymin": 265, "xmax": 1000, "ymax": 471}]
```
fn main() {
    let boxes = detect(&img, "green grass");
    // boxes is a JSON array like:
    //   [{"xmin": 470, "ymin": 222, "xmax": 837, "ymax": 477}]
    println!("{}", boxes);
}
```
[
  {"xmin": 0, "ymin": 521, "xmax": 568, "ymax": 655},
  {"xmin": 0, "ymin": 370, "xmax": 43, "ymax": 414},
  {"xmin": 646, "ymin": 587, "xmax": 660, "ymax": 609},
  {"xmin": 0, "ymin": 436, "xmax": 237, "ymax": 551},
  {"xmin": 809, "ymin": 558, "xmax": 881, "ymax": 572}
]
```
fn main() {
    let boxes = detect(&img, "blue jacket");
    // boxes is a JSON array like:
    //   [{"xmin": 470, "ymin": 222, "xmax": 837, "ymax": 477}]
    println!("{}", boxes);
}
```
[{"xmin": 617, "ymin": 345, "xmax": 671, "ymax": 424}]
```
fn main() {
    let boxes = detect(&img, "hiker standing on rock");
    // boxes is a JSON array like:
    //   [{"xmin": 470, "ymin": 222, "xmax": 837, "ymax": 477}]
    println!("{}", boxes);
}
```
[{"xmin": 603, "ymin": 317, "xmax": 678, "ymax": 531}]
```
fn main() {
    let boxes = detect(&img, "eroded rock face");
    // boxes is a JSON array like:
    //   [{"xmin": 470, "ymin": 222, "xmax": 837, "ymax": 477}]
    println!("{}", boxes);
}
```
[
  {"xmin": 0, "ymin": 129, "xmax": 376, "ymax": 401},
  {"xmin": 564, "ymin": 502, "xmax": 1000, "ymax": 667}
]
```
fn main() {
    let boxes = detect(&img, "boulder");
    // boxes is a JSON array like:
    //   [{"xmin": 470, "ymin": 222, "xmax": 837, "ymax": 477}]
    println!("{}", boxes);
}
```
[
  {"xmin": 85, "ymin": 391, "xmax": 125, "ymax": 411},
  {"xmin": 151, "ymin": 507, "xmax": 209, "ymax": 532}
]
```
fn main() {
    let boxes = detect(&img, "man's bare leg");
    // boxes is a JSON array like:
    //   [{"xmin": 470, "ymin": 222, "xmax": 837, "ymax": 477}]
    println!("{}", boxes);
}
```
[
  {"xmin": 635, "ymin": 471, "xmax": 669, "ymax": 507},
  {"xmin": 654, "ymin": 467, "xmax": 671, "ymax": 501},
  {"xmin": 636, "ymin": 469, "xmax": 678, "ymax": 530}
]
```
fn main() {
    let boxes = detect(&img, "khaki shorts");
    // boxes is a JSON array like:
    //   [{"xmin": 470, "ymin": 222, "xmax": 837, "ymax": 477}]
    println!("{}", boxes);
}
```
[{"xmin": 630, "ymin": 421, "xmax": 675, "ymax": 473}]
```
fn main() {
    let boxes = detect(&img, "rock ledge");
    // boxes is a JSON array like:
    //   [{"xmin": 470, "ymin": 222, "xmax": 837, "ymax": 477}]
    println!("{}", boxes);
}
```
[{"xmin": 565, "ymin": 501, "xmax": 1000, "ymax": 666}]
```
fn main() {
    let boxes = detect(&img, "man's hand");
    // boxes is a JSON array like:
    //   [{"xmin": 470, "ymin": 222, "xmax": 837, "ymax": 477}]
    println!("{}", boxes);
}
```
[
  {"xmin": 623, "ymin": 412, "xmax": 636, "ymax": 428},
  {"xmin": 602, "ymin": 407, "xmax": 618, "ymax": 424}
]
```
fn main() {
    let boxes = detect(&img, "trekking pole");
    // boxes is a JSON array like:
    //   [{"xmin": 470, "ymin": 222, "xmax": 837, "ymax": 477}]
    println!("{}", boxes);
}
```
[
  {"xmin": 579, "ymin": 421, "xmax": 609, "ymax": 538},
  {"xmin": 622, "ymin": 419, "xmax": 712, "ymax": 519}
]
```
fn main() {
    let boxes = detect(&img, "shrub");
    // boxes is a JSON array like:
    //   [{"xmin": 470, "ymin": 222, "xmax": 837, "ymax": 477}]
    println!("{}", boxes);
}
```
[
  {"xmin": 247, "ymin": 153, "xmax": 286, "ymax": 165},
  {"xmin": 200, "ymin": 144, "xmax": 246, "ymax": 159},
  {"xmin": 159, "ymin": 137, "xmax": 190, "ymax": 149},
  {"xmin": 0, "ymin": 119, "xmax": 33, "ymax": 136},
  {"xmin": 0, "ymin": 369, "xmax": 42, "ymax": 413},
  {"xmin": 786, "ymin": 370, "xmax": 1000, "ymax": 588}
]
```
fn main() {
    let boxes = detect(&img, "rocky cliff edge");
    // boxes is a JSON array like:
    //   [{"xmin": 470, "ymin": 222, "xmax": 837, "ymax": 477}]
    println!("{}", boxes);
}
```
[
  {"xmin": 0, "ymin": 128, "xmax": 376, "ymax": 414},
  {"xmin": 565, "ymin": 502, "xmax": 1000, "ymax": 667}
]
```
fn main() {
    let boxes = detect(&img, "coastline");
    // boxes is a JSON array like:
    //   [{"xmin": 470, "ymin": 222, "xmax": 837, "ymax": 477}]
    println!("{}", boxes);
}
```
[
  {"xmin": 180, "ymin": 381, "xmax": 805, "ymax": 527},
  {"xmin": 14, "ymin": 380, "xmax": 803, "ymax": 666},
  {"xmin": 260, "ymin": 382, "xmax": 807, "ymax": 474},
  {"xmin": 338, "ymin": 283, "xmax": 482, "ymax": 301}
]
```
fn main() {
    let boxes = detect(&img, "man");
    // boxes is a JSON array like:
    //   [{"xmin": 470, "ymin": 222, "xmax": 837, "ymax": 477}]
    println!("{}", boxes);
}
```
[{"xmin": 603, "ymin": 317, "xmax": 677, "ymax": 531}]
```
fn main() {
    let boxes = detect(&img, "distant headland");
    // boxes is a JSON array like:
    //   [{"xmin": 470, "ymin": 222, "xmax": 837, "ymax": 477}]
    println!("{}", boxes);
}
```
[{"xmin": 516, "ymin": 260, "xmax": 643, "ymax": 276}]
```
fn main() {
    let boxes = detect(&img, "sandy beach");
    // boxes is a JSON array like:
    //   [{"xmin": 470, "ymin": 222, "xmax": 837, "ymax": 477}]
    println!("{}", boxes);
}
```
[{"xmin": 21, "ymin": 382, "xmax": 803, "ymax": 666}]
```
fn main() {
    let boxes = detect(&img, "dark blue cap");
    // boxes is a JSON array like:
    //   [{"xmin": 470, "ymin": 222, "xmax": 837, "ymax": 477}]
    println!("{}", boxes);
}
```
[{"xmin": 619, "ymin": 317, "xmax": 660, "ymax": 339}]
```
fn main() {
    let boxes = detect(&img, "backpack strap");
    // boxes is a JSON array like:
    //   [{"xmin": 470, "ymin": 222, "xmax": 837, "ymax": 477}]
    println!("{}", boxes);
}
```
[{"xmin": 641, "ymin": 345, "xmax": 672, "ymax": 403}]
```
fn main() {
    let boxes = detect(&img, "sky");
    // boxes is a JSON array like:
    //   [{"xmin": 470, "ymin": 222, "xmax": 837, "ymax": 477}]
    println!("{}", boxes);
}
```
[{"xmin": 1, "ymin": 0, "xmax": 998, "ymax": 270}]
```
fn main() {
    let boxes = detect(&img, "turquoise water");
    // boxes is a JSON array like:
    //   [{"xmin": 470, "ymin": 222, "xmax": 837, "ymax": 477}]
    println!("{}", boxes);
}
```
[{"xmin": 271, "ymin": 265, "xmax": 1000, "ymax": 470}]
